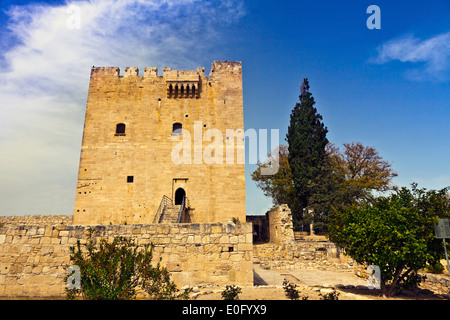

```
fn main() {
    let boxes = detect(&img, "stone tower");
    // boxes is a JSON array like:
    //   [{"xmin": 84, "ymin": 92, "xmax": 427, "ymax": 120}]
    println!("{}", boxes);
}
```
[{"xmin": 73, "ymin": 61, "xmax": 246, "ymax": 225}]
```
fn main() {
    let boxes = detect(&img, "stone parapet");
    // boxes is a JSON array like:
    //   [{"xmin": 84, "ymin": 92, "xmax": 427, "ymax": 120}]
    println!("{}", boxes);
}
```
[{"xmin": 0, "ymin": 215, "xmax": 72, "ymax": 226}]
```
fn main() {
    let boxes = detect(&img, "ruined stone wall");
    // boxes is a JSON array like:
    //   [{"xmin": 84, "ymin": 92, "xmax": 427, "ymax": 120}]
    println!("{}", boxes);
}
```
[
  {"xmin": 253, "ymin": 240, "xmax": 352, "ymax": 271},
  {"xmin": 0, "ymin": 221, "xmax": 253, "ymax": 298},
  {"xmin": 419, "ymin": 273, "xmax": 450, "ymax": 296},
  {"xmin": 267, "ymin": 204, "xmax": 295, "ymax": 245},
  {"xmin": 249, "ymin": 205, "xmax": 352, "ymax": 270}
]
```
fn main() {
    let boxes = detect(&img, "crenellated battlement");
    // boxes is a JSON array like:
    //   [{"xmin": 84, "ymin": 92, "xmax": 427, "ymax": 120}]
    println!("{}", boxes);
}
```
[
  {"xmin": 89, "ymin": 61, "xmax": 241, "ymax": 79},
  {"xmin": 89, "ymin": 61, "xmax": 242, "ymax": 100},
  {"xmin": 144, "ymin": 67, "xmax": 158, "ymax": 77},
  {"xmin": 210, "ymin": 60, "xmax": 242, "ymax": 75},
  {"xmin": 124, "ymin": 67, "xmax": 139, "ymax": 77},
  {"xmin": 90, "ymin": 66, "xmax": 120, "ymax": 77}
]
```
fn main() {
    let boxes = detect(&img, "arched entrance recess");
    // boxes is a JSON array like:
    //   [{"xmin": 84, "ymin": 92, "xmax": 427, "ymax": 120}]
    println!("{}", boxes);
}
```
[{"xmin": 174, "ymin": 188, "xmax": 186, "ymax": 205}]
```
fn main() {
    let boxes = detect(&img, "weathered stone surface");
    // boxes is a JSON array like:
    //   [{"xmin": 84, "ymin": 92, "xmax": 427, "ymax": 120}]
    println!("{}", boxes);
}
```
[
  {"xmin": 72, "ymin": 61, "xmax": 245, "ymax": 225},
  {"xmin": 0, "ymin": 221, "xmax": 253, "ymax": 298},
  {"xmin": 253, "ymin": 240, "xmax": 353, "ymax": 272},
  {"xmin": 0, "ymin": 215, "xmax": 72, "ymax": 226}
]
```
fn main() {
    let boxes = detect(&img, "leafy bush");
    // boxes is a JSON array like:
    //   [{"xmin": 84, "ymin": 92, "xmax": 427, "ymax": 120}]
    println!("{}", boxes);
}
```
[
  {"xmin": 319, "ymin": 290, "xmax": 339, "ymax": 300},
  {"xmin": 221, "ymin": 285, "xmax": 242, "ymax": 300},
  {"xmin": 282, "ymin": 279, "xmax": 300, "ymax": 300},
  {"xmin": 426, "ymin": 261, "xmax": 444, "ymax": 274},
  {"xmin": 328, "ymin": 184, "xmax": 450, "ymax": 297},
  {"xmin": 65, "ymin": 230, "xmax": 191, "ymax": 300}
]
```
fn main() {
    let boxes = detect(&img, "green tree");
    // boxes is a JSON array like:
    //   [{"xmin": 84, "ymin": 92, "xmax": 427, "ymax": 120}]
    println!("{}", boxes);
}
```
[
  {"xmin": 251, "ymin": 145, "xmax": 302, "ymax": 221},
  {"xmin": 251, "ymin": 142, "xmax": 397, "ymax": 232},
  {"xmin": 328, "ymin": 142, "xmax": 398, "ymax": 197},
  {"xmin": 286, "ymin": 78, "xmax": 329, "ymax": 226},
  {"xmin": 66, "ymin": 231, "xmax": 191, "ymax": 300},
  {"xmin": 328, "ymin": 184, "xmax": 450, "ymax": 297},
  {"xmin": 309, "ymin": 142, "xmax": 398, "ymax": 221},
  {"xmin": 258, "ymin": 79, "xmax": 397, "ymax": 231}
]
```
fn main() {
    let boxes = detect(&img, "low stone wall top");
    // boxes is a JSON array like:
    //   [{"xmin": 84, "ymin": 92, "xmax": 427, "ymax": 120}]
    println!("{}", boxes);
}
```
[{"xmin": 0, "ymin": 215, "xmax": 72, "ymax": 226}]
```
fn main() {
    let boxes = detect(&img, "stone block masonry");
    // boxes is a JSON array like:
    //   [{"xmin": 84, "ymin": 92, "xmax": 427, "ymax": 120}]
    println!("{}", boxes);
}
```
[
  {"xmin": 0, "ymin": 215, "xmax": 72, "ymax": 226},
  {"xmin": 253, "ymin": 240, "xmax": 351, "ymax": 271},
  {"xmin": 267, "ymin": 204, "xmax": 295, "ymax": 245},
  {"xmin": 419, "ymin": 273, "xmax": 450, "ymax": 296},
  {"xmin": 0, "ymin": 220, "xmax": 253, "ymax": 298},
  {"xmin": 73, "ymin": 61, "xmax": 246, "ymax": 225}
]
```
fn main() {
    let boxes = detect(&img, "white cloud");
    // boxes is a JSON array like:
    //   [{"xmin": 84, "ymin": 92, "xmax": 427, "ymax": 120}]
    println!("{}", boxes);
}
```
[
  {"xmin": 0, "ymin": 0, "xmax": 245, "ymax": 215},
  {"xmin": 372, "ymin": 32, "xmax": 450, "ymax": 81}
]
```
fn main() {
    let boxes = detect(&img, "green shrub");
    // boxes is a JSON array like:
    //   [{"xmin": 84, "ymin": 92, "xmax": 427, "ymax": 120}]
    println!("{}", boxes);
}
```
[
  {"xmin": 282, "ymin": 279, "xmax": 300, "ymax": 300},
  {"xmin": 221, "ymin": 285, "xmax": 242, "ymax": 300},
  {"xmin": 426, "ymin": 261, "xmax": 444, "ymax": 274},
  {"xmin": 328, "ymin": 184, "xmax": 450, "ymax": 297},
  {"xmin": 65, "ymin": 230, "xmax": 191, "ymax": 300},
  {"xmin": 319, "ymin": 290, "xmax": 340, "ymax": 300}
]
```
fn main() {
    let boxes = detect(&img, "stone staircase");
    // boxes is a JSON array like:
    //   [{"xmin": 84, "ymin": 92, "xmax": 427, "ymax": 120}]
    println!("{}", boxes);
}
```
[{"xmin": 159, "ymin": 204, "xmax": 181, "ymax": 223}]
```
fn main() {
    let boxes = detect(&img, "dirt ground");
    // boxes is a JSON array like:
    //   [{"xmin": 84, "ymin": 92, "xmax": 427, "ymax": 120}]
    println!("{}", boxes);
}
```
[
  {"xmin": 194, "ymin": 265, "xmax": 449, "ymax": 300},
  {"xmin": 195, "ymin": 285, "xmax": 364, "ymax": 300}
]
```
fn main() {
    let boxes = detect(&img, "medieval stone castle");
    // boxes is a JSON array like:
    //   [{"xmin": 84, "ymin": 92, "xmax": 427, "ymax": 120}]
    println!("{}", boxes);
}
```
[
  {"xmin": 73, "ymin": 61, "xmax": 245, "ymax": 225},
  {"xmin": 0, "ymin": 61, "xmax": 256, "ymax": 297},
  {"xmin": 0, "ymin": 61, "xmax": 447, "ymax": 298}
]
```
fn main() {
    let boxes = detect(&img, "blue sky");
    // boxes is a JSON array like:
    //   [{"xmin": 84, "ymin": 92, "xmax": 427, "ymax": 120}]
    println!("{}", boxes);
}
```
[{"xmin": 0, "ymin": 0, "xmax": 449, "ymax": 216}]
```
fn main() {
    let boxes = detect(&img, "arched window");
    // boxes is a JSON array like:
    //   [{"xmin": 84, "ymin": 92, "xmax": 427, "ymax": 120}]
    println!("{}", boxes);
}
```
[
  {"xmin": 115, "ymin": 123, "xmax": 126, "ymax": 135},
  {"xmin": 172, "ymin": 123, "xmax": 182, "ymax": 135}
]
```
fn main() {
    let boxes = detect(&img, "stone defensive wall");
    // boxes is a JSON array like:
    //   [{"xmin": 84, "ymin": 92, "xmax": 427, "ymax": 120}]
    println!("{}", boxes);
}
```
[
  {"xmin": 2, "ymin": 214, "xmax": 448, "ymax": 298},
  {"xmin": 0, "ymin": 215, "xmax": 253, "ymax": 298}
]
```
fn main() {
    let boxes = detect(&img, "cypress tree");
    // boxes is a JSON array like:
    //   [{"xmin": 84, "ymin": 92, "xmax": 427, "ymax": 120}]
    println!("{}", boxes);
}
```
[{"xmin": 286, "ymin": 78, "xmax": 329, "ymax": 226}]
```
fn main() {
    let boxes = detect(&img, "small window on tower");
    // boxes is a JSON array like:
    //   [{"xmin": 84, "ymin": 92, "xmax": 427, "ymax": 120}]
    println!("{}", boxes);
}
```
[
  {"xmin": 115, "ymin": 123, "xmax": 126, "ymax": 136},
  {"xmin": 127, "ymin": 176, "xmax": 134, "ymax": 183}
]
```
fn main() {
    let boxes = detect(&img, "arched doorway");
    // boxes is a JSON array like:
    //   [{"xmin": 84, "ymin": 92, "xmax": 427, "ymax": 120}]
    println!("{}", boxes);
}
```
[
  {"xmin": 174, "ymin": 188, "xmax": 186, "ymax": 205},
  {"xmin": 172, "ymin": 122, "xmax": 182, "ymax": 135}
]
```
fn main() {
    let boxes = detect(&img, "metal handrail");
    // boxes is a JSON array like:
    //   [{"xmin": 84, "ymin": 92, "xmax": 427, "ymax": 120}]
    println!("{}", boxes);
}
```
[{"xmin": 153, "ymin": 195, "xmax": 173, "ymax": 223}]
